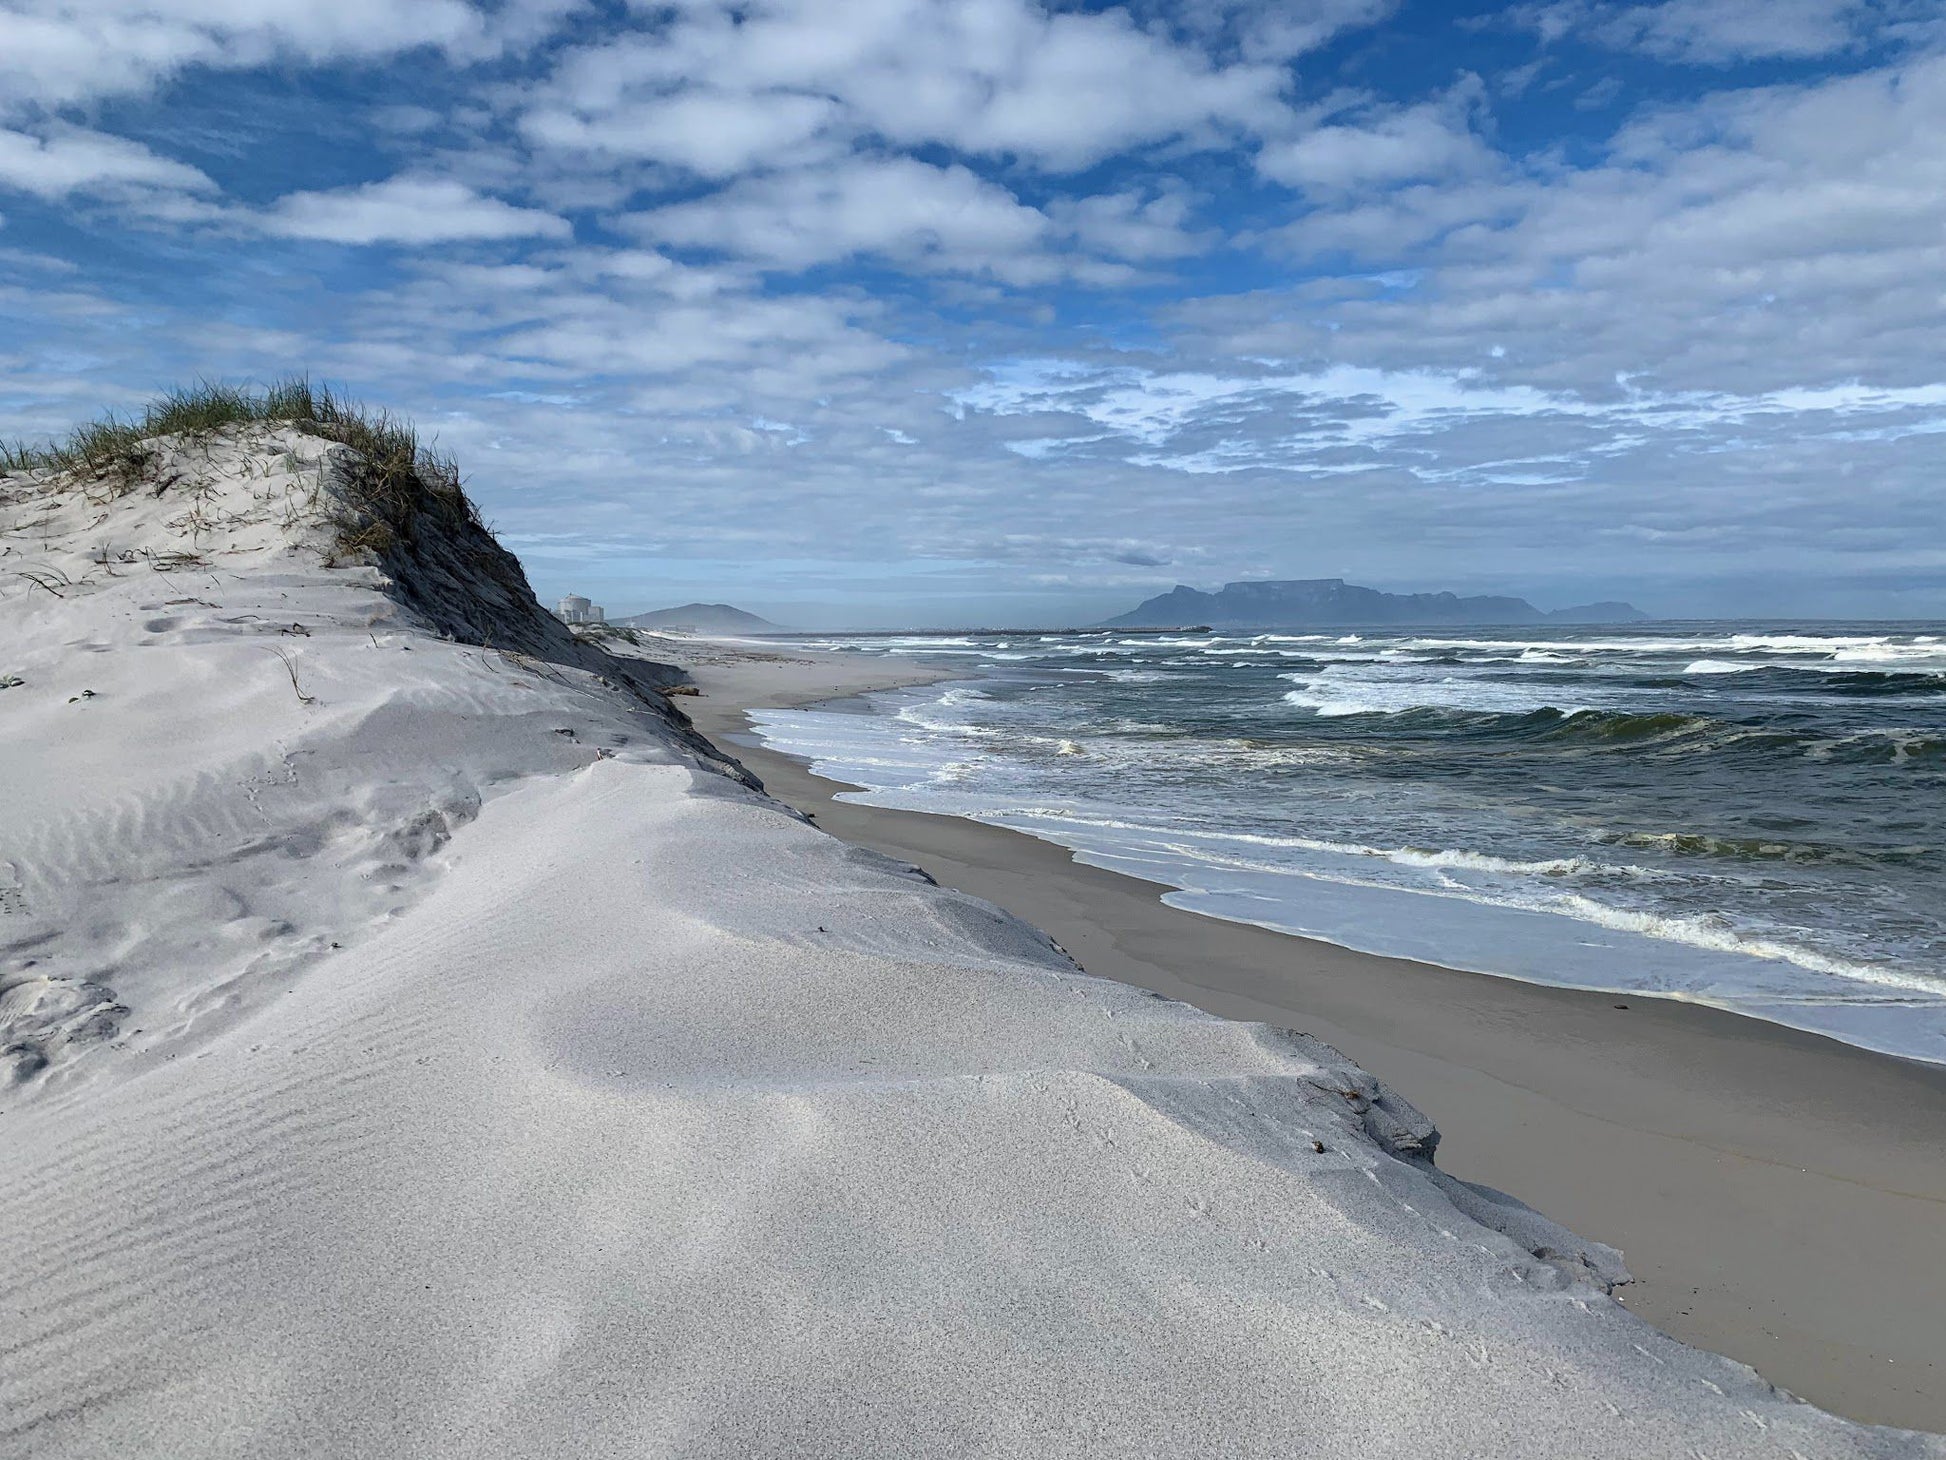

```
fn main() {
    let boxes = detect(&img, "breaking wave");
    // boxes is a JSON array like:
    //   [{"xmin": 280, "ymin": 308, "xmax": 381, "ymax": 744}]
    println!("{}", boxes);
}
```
[{"xmin": 754, "ymin": 620, "xmax": 1946, "ymax": 1062}]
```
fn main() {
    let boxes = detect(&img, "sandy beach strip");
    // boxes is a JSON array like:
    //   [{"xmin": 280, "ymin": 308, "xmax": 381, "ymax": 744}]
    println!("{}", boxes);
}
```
[{"xmin": 677, "ymin": 641, "xmax": 1946, "ymax": 1434}]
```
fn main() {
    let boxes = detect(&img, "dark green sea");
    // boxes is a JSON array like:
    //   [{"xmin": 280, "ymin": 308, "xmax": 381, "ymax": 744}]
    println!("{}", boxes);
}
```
[{"xmin": 750, "ymin": 623, "xmax": 1946, "ymax": 1064}]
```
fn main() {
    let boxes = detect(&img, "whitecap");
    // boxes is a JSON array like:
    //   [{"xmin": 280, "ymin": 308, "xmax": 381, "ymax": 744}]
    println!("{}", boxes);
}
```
[{"xmin": 1684, "ymin": 659, "xmax": 1758, "ymax": 674}]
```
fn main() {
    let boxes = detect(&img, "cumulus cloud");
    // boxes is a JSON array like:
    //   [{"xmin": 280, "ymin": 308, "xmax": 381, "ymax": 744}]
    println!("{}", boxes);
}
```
[
  {"xmin": 523, "ymin": 0, "xmax": 1292, "ymax": 175},
  {"xmin": 4, "ymin": 0, "xmax": 1946, "ymax": 617},
  {"xmin": 1258, "ymin": 92, "xmax": 1499, "ymax": 193},
  {"xmin": 0, "ymin": 0, "xmax": 514, "ymax": 113},
  {"xmin": 0, "ymin": 126, "xmax": 216, "ymax": 199},
  {"xmin": 258, "ymin": 177, "xmax": 571, "ymax": 245},
  {"xmin": 1255, "ymin": 52, "xmax": 1946, "ymax": 392},
  {"xmin": 627, "ymin": 157, "xmax": 1054, "ymax": 278},
  {"xmin": 629, "ymin": 161, "xmax": 1214, "ymax": 282},
  {"xmin": 521, "ymin": 88, "xmax": 841, "ymax": 178},
  {"xmin": 1048, "ymin": 189, "xmax": 1215, "ymax": 261}
]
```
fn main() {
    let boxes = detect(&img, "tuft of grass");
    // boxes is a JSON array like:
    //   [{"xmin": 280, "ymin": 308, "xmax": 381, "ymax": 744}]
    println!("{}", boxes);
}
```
[
  {"xmin": 1, "ymin": 440, "xmax": 48, "ymax": 473},
  {"xmin": 266, "ymin": 647, "xmax": 317, "ymax": 706},
  {"xmin": 4, "ymin": 377, "xmax": 562, "ymax": 657},
  {"xmin": 3, "ymin": 380, "xmax": 270, "ymax": 479},
  {"xmin": 0, "ymin": 375, "xmax": 480, "ymax": 552}
]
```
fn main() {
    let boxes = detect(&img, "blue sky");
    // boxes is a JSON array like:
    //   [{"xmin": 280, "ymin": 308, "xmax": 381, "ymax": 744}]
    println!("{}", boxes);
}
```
[{"xmin": 3, "ymin": 0, "xmax": 1944, "ymax": 625}]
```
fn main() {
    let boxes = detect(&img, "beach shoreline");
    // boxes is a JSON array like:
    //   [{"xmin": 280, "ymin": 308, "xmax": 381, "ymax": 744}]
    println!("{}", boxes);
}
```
[
  {"xmin": 672, "ymin": 637, "xmax": 1946, "ymax": 1433},
  {"xmin": 11, "ymin": 430, "xmax": 1945, "ymax": 1457}
]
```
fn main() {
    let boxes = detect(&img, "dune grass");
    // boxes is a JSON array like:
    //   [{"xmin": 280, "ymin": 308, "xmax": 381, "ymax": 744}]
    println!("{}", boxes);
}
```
[
  {"xmin": 0, "ymin": 377, "xmax": 479, "ymax": 556},
  {"xmin": 1, "ymin": 378, "xmax": 457, "ymax": 488},
  {"xmin": 1, "ymin": 379, "xmax": 731, "ymax": 739}
]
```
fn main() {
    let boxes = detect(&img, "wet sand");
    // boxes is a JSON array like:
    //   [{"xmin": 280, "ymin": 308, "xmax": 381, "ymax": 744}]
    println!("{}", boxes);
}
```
[{"xmin": 675, "ymin": 643, "xmax": 1946, "ymax": 1433}]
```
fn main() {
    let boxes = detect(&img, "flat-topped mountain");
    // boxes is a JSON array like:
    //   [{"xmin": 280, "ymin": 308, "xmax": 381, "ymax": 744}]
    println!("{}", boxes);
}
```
[
  {"xmin": 1104, "ymin": 579, "xmax": 1649, "ymax": 629},
  {"xmin": 617, "ymin": 602, "xmax": 781, "ymax": 634}
]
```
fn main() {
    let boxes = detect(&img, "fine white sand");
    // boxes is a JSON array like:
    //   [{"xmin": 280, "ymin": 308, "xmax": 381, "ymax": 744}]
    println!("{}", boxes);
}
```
[
  {"xmin": 3, "ymin": 428, "xmax": 1940, "ymax": 1457},
  {"xmin": 677, "ymin": 645, "xmax": 1946, "ymax": 1431}
]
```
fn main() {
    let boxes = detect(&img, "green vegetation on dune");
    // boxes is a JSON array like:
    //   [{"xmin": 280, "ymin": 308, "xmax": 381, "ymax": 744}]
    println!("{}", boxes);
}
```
[
  {"xmin": 4, "ymin": 378, "xmax": 443, "ymax": 480},
  {"xmin": 0, "ymin": 377, "xmax": 482, "ymax": 561}
]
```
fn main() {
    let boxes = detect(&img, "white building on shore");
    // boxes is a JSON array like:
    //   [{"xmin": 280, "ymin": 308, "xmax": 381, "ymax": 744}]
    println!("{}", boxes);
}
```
[{"xmin": 555, "ymin": 594, "xmax": 605, "ymax": 625}]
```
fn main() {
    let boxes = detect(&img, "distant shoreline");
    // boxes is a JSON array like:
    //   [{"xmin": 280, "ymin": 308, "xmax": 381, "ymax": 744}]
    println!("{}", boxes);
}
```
[
  {"xmin": 670, "ymin": 638, "xmax": 1946, "ymax": 1434},
  {"xmin": 674, "ymin": 615, "xmax": 1946, "ymax": 639}
]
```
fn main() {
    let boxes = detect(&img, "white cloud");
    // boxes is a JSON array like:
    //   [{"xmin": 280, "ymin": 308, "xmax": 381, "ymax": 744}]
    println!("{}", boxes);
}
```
[
  {"xmin": 521, "ymin": 88, "xmax": 841, "ymax": 177},
  {"xmin": 954, "ymin": 357, "xmax": 1946, "ymax": 478},
  {"xmin": 1236, "ymin": 0, "xmax": 1402, "ymax": 60},
  {"xmin": 258, "ymin": 177, "xmax": 571, "ymax": 245},
  {"xmin": 524, "ymin": 0, "xmax": 1293, "ymax": 175},
  {"xmin": 625, "ymin": 161, "xmax": 1212, "ymax": 284},
  {"xmin": 956, "ymin": 358, "xmax": 1591, "ymax": 467},
  {"xmin": 1258, "ymin": 97, "xmax": 1499, "ymax": 192},
  {"xmin": 1251, "ymin": 51, "xmax": 1946, "ymax": 394},
  {"xmin": 496, "ymin": 293, "xmax": 905, "ymax": 379},
  {"xmin": 1048, "ymin": 189, "xmax": 1215, "ymax": 261},
  {"xmin": 329, "ymin": 250, "xmax": 910, "ymax": 388},
  {"xmin": 1515, "ymin": 0, "xmax": 1912, "ymax": 63},
  {"xmin": 0, "ymin": 126, "xmax": 215, "ymax": 199},
  {"xmin": 1137, "ymin": 0, "xmax": 1401, "ymax": 61},
  {"xmin": 0, "ymin": 0, "xmax": 507, "ymax": 113},
  {"xmin": 882, "ymin": 6, "xmax": 1284, "ymax": 167},
  {"xmin": 973, "ymin": 354, "xmax": 1946, "ymax": 469},
  {"xmin": 485, "ymin": 0, "xmax": 593, "ymax": 54},
  {"xmin": 627, "ymin": 157, "xmax": 1054, "ymax": 278},
  {"xmin": 4, "ymin": 0, "xmax": 1946, "ymax": 618}
]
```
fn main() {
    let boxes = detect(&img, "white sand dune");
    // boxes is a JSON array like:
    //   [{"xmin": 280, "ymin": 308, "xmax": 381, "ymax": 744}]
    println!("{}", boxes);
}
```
[{"xmin": 2, "ymin": 426, "xmax": 1938, "ymax": 1457}]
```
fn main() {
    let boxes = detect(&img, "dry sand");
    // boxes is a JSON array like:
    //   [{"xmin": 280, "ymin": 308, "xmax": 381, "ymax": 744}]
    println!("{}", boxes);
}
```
[
  {"xmin": 4, "ymin": 432, "xmax": 1943, "ymax": 1457},
  {"xmin": 676, "ymin": 642, "xmax": 1946, "ymax": 1435}
]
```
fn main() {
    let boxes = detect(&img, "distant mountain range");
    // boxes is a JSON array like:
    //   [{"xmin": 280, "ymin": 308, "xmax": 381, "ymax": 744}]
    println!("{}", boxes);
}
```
[
  {"xmin": 615, "ymin": 602, "xmax": 782, "ymax": 634},
  {"xmin": 1102, "ymin": 579, "xmax": 1648, "ymax": 629}
]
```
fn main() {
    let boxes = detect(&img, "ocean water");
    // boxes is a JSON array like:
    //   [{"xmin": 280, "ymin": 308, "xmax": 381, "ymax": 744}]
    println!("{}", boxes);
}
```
[{"xmin": 746, "ymin": 625, "xmax": 1946, "ymax": 1064}]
